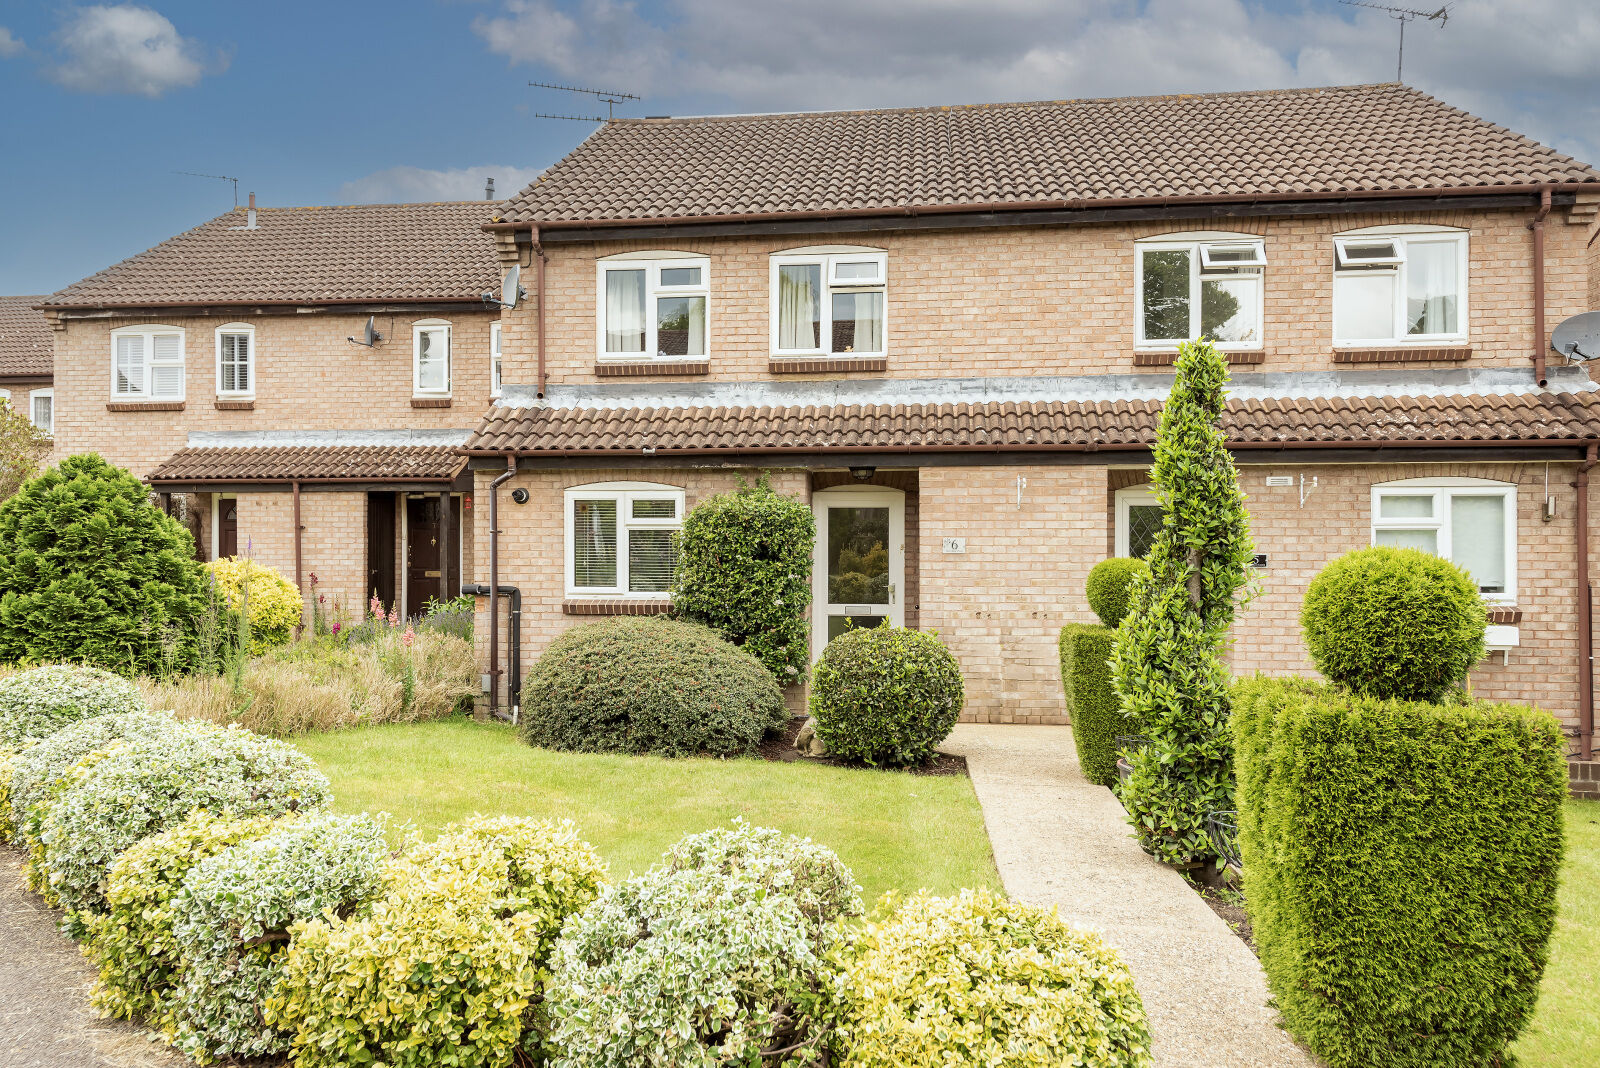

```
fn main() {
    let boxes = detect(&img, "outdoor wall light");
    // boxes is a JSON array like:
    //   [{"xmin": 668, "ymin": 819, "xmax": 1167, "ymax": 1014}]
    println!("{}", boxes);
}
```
[
  {"xmin": 849, "ymin": 466, "xmax": 876, "ymax": 481},
  {"xmin": 510, "ymin": 488, "xmax": 529, "ymax": 504}
]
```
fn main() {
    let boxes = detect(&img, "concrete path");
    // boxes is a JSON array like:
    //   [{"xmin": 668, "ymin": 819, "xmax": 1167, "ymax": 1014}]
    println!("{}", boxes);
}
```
[
  {"xmin": 944, "ymin": 724, "xmax": 1314, "ymax": 1068},
  {"xmin": 0, "ymin": 847, "xmax": 188, "ymax": 1068}
]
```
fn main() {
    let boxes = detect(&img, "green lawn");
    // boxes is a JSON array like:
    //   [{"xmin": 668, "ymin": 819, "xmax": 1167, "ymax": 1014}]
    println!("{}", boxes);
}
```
[
  {"xmin": 1514, "ymin": 799, "xmax": 1600, "ymax": 1067},
  {"xmin": 297, "ymin": 718, "xmax": 1000, "ymax": 903}
]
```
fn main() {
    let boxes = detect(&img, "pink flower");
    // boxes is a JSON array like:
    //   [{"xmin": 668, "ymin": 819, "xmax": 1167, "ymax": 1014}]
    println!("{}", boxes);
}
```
[
  {"xmin": 370, "ymin": 594, "xmax": 383, "ymax": 618},
  {"xmin": 401, "ymin": 626, "xmax": 415, "ymax": 649},
  {"xmin": 318, "ymin": 593, "xmax": 326, "ymax": 604},
  {"xmin": 331, "ymin": 622, "xmax": 341, "ymax": 635},
  {"xmin": 309, "ymin": 572, "xmax": 319, "ymax": 586},
  {"xmin": 388, "ymin": 608, "xmax": 400, "ymax": 627}
]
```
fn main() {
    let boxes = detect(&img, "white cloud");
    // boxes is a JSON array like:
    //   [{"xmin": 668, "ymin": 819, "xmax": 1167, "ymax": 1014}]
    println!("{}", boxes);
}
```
[
  {"xmin": 50, "ymin": 5, "xmax": 221, "ymax": 97},
  {"xmin": 0, "ymin": 27, "xmax": 24, "ymax": 58},
  {"xmin": 338, "ymin": 165, "xmax": 546, "ymax": 204}
]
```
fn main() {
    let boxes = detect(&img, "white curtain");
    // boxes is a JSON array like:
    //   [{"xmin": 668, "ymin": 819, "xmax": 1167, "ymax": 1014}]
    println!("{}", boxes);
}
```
[
  {"xmin": 779, "ymin": 264, "xmax": 820, "ymax": 349},
  {"xmin": 605, "ymin": 269, "xmax": 646, "ymax": 353},
  {"xmin": 1406, "ymin": 241, "xmax": 1458, "ymax": 335},
  {"xmin": 835, "ymin": 291, "xmax": 883, "ymax": 352}
]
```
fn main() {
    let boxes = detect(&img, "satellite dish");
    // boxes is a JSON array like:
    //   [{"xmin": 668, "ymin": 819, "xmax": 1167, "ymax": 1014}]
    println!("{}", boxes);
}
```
[
  {"xmin": 1551, "ymin": 311, "xmax": 1600, "ymax": 363},
  {"xmin": 482, "ymin": 266, "xmax": 526, "ymax": 310},
  {"xmin": 346, "ymin": 315, "xmax": 382, "ymax": 348}
]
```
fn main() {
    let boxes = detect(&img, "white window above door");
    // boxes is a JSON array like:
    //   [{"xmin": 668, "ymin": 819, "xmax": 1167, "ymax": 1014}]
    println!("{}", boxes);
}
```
[
  {"xmin": 215, "ymin": 323, "xmax": 255, "ymax": 397},
  {"xmin": 110, "ymin": 324, "xmax": 185, "ymax": 400},
  {"xmin": 596, "ymin": 252, "xmax": 710, "ymax": 362},
  {"xmin": 28, "ymin": 389, "xmax": 52, "ymax": 436},
  {"xmin": 1136, "ymin": 233, "xmax": 1266, "ymax": 348},
  {"xmin": 413, "ymin": 319, "xmax": 452, "ymax": 396},
  {"xmin": 1334, "ymin": 226, "xmax": 1467, "ymax": 345},
  {"xmin": 772, "ymin": 246, "xmax": 887, "ymax": 358}
]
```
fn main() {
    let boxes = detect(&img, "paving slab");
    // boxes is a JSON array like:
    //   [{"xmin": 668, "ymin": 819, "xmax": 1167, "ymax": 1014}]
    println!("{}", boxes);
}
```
[{"xmin": 943, "ymin": 723, "xmax": 1316, "ymax": 1068}]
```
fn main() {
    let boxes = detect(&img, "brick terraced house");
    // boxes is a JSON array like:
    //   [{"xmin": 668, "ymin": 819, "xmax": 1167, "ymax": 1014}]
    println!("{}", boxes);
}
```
[
  {"xmin": 466, "ymin": 82, "xmax": 1600, "ymax": 775},
  {"xmin": 0, "ymin": 295, "xmax": 58, "ymax": 438},
  {"xmin": 38, "ymin": 200, "xmax": 502, "ymax": 617}
]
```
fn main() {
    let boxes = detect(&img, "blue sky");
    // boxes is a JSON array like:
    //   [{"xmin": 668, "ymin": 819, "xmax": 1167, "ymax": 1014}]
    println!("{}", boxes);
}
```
[{"xmin": 3, "ymin": 0, "xmax": 1597, "ymax": 296}]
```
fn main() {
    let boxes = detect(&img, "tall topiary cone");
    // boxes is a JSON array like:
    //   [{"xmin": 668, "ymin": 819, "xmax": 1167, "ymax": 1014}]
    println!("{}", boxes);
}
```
[
  {"xmin": 0, "ymin": 454, "xmax": 208, "ymax": 676},
  {"xmin": 1110, "ymin": 340, "xmax": 1253, "ymax": 865}
]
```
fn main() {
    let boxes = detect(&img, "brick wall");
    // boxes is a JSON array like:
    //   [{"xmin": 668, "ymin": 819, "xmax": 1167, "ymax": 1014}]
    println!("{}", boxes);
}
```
[{"xmin": 498, "ymin": 205, "xmax": 1592, "ymax": 388}]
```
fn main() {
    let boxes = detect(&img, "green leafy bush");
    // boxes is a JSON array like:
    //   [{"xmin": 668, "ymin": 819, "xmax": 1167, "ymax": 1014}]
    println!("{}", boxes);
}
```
[
  {"xmin": 670, "ymin": 477, "xmax": 815, "ymax": 684},
  {"xmin": 0, "ymin": 454, "xmax": 209, "ymax": 676},
  {"xmin": 37, "ymin": 721, "xmax": 329, "ymax": 916},
  {"xmin": 1232, "ymin": 676, "xmax": 1564, "ymax": 1068},
  {"xmin": 0, "ymin": 744, "xmax": 16, "ymax": 840},
  {"xmin": 1301, "ymin": 546, "xmax": 1486, "ymax": 702},
  {"xmin": 0, "ymin": 663, "xmax": 146, "ymax": 746},
  {"xmin": 268, "ymin": 816, "xmax": 608, "ymax": 1068},
  {"xmin": 1085, "ymin": 558, "xmax": 1150, "ymax": 628},
  {"xmin": 1058, "ymin": 624, "xmax": 1126, "ymax": 787},
  {"xmin": 809, "ymin": 625, "xmax": 964, "ymax": 766},
  {"xmin": 85, "ymin": 810, "xmax": 288, "ymax": 1027},
  {"xmin": 662, "ymin": 820, "xmax": 862, "ymax": 931},
  {"xmin": 546, "ymin": 825, "xmax": 859, "ymax": 1067},
  {"xmin": 1110, "ymin": 340, "xmax": 1252, "ymax": 864},
  {"xmin": 170, "ymin": 812, "xmax": 391, "ymax": 1063},
  {"xmin": 203, "ymin": 556, "xmax": 302, "ymax": 653},
  {"xmin": 522, "ymin": 616, "xmax": 787, "ymax": 757},
  {"xmin": 831, "ymin": 888, "xmax": 1152, "ymax": 1068}
]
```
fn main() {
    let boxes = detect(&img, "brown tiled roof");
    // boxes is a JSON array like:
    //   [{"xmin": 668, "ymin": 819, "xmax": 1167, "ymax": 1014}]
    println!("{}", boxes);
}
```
[
  {"xmin": 148, "ymin": 445, "xmax": 467, "ymax": 483},
  {"xmin": 497, "ymin": 84, "xmax": 1600, "ymax": 226},
  {"xmin": 0, "ymin": 296, "xmax": 52, "ymax": 377},
  {"xmin": 45, "ymin": 202, "xmax": 500, "ymax": 309},
  {"xmin": 466, "ymin": 392, "xmax": 1600, "ymax": 454}
]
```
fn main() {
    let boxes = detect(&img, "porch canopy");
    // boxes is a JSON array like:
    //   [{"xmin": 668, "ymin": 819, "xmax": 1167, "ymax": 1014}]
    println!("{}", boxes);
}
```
[{"xmin": 149, "ymin": 431, "xmax": 472, "ymax": 493}]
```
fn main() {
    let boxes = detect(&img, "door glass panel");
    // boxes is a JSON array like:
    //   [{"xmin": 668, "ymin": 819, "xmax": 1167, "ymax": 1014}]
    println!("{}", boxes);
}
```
[
  {"xmin": 1126, "ymin": 503, "xmax": 1163, "ymax": 559},
  {"xmin": 827, "ymin": 506, "xmax": 889, "ymax": 605},
  {"xmin": 828, "ymin": 614, "xmax": 885, "ymax": 642}
]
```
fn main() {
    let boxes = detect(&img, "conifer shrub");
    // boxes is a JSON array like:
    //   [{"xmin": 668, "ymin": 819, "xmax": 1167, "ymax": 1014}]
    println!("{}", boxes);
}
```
[
  {"xmin": 809, "ymin": 625, "xmax": 964, "ymax": 766},
  {"xmin": 1058, "ymin": 624, "xmax": 1126, "ymax": 786},
  {"xmin": 831, "ymin": 888, "xmax": 1152, "ymax": 1068},
  {"xmin": 268, "ymin": 816, "xmax": 608, "ymax": 1068},
  {"xmin": 521, "ymin": 616, "xmax": 788, "ymax": 757},
  {"xmin": 203, "ymin": 557, "xmax": 302, "ymax": 654},
  {"xmin": 1232, "ymin": 676, "xmax": 1564, "ymax": 1068},
  {"xmin": 671, "ymin": 476, "xmax": 815, "ymax": 685},
  {"xmin": 0, "ymin": 663, "xmax": 146, "ymax": 747},
  {"xmin": 169, "ymin": 813, "xmax": 391, "ymax": 1063},
  {"xmin": 0, "ymin": 454, "xmax": 209, "ymax": 676},
  {"xmin": 1301, "ymin": 546, "xmax": 1486, "ymax": 702},
  {"xmin": 1085, "ymin": 558, "xmax": 1150, "ymax": 628}
]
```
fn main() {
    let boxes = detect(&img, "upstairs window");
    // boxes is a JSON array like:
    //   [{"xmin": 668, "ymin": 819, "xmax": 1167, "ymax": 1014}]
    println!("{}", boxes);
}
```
[
  {"xmin": 1372, "ymin": 480, "xmax": 1514, "ymax": 602},
  {"xmin": 215, "ymin": 323, "xmax": 255, "ymax": 396},
  {"xmin": 598, "ymin": 254, "xmax": 709, "ymax": 361},
  {"xmin": 564, "ymin": 482, "xmax": 685, "ymax": 597},
  {"xmin": 413, "ymin": 319, "xmax": 452, "ymax": 396},
  {"xmin": 29, "ymin": 388, "xmax": 52, "ymax": 436},
  {"xmin": 1137, "ymin": 236, "xmax": 1265, "ymax": 347},
  {"xmin": 491, "ymin": 321, "xmax": 503, "ymax": 397},
  {"xmin": 772, "ymin": 248, "xmax": 886, "ymax": 356},
  {"xmin": 111, "ymin": 325, "xmax": 185, "ymax": 400},
  {"xmin": 1334, "ymin": 229, "xmax": 1467, "ymax": 344}
]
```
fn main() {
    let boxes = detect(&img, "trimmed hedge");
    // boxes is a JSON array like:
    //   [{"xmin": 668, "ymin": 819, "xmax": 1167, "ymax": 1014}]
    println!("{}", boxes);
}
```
[
  {"xmin": 0, "ymin": 663, "xmax": 146, "ymax": 747},
  {"xmin": 1232, "ymin": 676, "xmax": 1565, "ymax": 1068},
  {"xmin": 1085, "ymin": 558, "xmax": 1149, "ymax": 629},
  {"xmin": 809, "ymin": 625, "xmax": 964, "ymax": 767},
  {"xmin": 1058, "ymin": 624, "xmax": 1126, "ymax": 787},
  {"xmin": 1302, "ymin": 546, "xmax": 1486, "ymax": 701},
  {"xmin": 521, "ymin": 616, "xmax": 787, "ymax": 757}
]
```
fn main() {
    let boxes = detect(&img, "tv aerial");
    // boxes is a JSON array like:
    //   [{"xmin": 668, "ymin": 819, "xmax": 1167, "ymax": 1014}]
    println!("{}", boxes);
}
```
[
  {"xmin": 346, "ymin": 316, "xmax": 383, "ymax": 348},
  {"xmin": 482, "ymin": 266, "xmax": 525, "ymax": 310},
  {"xmin": 1552, "ymin": 311, "xmax": 1600, "ymax": 363},
  {"xmin": 175, "ymin": 170, "xmax": 241, "ymax": 207},
  {"xmin": 528, "ymin": 80, "xmax": 640, "ymax": 122},
  {"xmin": 1338, "ymin": 1, "xmax": 1449, "ymax": 81}
]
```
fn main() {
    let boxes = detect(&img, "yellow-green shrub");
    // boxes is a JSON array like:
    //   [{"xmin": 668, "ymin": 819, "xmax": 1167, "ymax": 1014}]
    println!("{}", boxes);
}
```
[
  {"xmin": 0, "ymin": 744, "xmax": 17, "ymax": 840},
  {"xmin": 831, "ymin": 889, "xmax": 1152, "ymax": 1068},
  {"xmin": 267, "ymin": 816, "xmax": 608, "ymax": 1068},
  {"xmin": 84, "ymin": 810, "xmax": 287, "ymax": 1027},
  {"xmin": 204, "ymin": 557, "xmax": 302, "ymax": 653}
]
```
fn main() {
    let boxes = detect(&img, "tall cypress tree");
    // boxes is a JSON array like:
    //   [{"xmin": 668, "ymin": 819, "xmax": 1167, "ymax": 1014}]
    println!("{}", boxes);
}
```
[
  {"xmin": 0, "ymin": 453, "xmax": 207, "ymax": 675},
  {"xmin": 1110, "ymin": 339, "xmax": 1253, "ymax": 865}
]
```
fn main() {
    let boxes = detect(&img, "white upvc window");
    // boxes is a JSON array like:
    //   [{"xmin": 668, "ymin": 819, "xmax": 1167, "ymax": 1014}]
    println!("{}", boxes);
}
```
[
  {"xmin": 490, "ymin": 321, "xmax": 503, "ymax": 397},
  {"xmin": 413, "ymin": 319, "xmax": 452, "ymax": 396},
  {"xmin": 28, "ymin": 388, "xmax": 53, "ymax": 435},
  {"xmin": 597, "ymin": 253, "xmax": 710, "ymax": 361},
  {"xmin": 215, "ymin": 323, "xmax": 255, "ymax": 397},
  {"xmin": 1136, "ymin": 233, "xmax": 1266, "ymax": 348},
  {"xmin": 1334, "ymin": 227, "xmax": 1468, "ymax": 345},
  {"xmin": 1114, "ymin": 485, "xmax": 1164, "ymax": 559},
  {"xmin": 110, "ymin": 324, "xmax": 185, "ymax": 400},
  {"xmin": 1371, "ymin": 478, "xmax": 1515, "ymax": 603},
  {"xmin": 564, "ymin": 481, "xmax": 686, "ymax": 597},
  {"xmin": 771, "ymin": 246, "xmax": 887, "ymax": 357}
]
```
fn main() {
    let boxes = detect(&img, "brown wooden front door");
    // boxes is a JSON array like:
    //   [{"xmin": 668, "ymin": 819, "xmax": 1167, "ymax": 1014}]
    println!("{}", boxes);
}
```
[
  {"xmin": 404, "ymin": 495, "xmax": 460, "ymax": 614},
  {"xmin": 217, "ymin": 497, "xmax": 238, "ymax": 559},
  {"xmin": 367, "ymin": 493, "xmax": 397, "ymax": 612}
]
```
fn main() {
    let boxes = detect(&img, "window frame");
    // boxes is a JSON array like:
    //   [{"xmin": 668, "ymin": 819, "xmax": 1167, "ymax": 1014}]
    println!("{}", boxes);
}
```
[
  {"xmin": 412, "ymin": 318, "xmax": 453, "ymax": 397},
  {"xmin": 214, "ymin": 322, "xmax": 256, "ymax": 398},
  {"xmin": 109, "ymin": 324, "xmax": 186, "ymax": 401},
  {"xmin": 490, "ymin": 321, "xmax": 503, "ymax": 397},
  {"xmin": 28, "ymin": 388, "xmax": 53, "ymax": 435},
  {"xmin": 1114, "ymin": 485, "xmax": 1162, "ymax": 558},
  {"xmin": 563, "ymin": 481, "xmax": 687, "ymax": 598},
  {"xmin": 595, "ymin": 252, "xmax": 711, "ymax": 363},
  {"xmin": 1370, "ymin": 478, "xmax": 1516, "ymax": 604},
  {"xmin": 1134, "ymin": 234, "xmax": 1267, "ymax": 350},
  {"xmin": 770, "ymin": 247, "xmax": 889, "ymax": 358},
  {"xmin": 1333, "ymin": 226, "xmax": 1469, "ymax": 346}
]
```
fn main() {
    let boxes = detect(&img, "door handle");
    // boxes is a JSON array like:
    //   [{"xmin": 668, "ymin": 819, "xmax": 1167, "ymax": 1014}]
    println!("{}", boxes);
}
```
[{"xmin": 888, "ymin": 583, "xmax": 896, "ymax": 605}]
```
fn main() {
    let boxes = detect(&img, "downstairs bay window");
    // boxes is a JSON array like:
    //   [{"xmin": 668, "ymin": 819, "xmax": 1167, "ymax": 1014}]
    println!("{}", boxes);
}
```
[
  {"xmin": 565, "ymin": 482, "xmax": 685, "ymax": 597},
  {"xmin": 1371, "ymin": 479, "xmax": 1515, "ymax": 602}
]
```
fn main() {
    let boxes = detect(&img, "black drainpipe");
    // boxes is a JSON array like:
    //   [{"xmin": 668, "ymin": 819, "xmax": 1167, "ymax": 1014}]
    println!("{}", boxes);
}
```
[{"xmin": 462, "ymin": 583, "xmax": 521, "ymax": 721}]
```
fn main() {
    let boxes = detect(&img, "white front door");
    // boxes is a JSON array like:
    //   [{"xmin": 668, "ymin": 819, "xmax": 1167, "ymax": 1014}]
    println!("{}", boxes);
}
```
[{"xmin": 812, "ymin": 487, "xmax": 905, "ymax": 659}]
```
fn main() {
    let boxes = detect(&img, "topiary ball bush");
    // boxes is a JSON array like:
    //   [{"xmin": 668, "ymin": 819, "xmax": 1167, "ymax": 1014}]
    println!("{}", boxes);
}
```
[
  {"xmin": 521, "ymin": 616, "xmax": 788, "ymax": 757},
  {"xmin": 0, "ymin": 663, "xmax": 146, "ymax": 747},
  {"xmin": 809, "ymin": 624, "xmax": 964, "ymax": 767},
  {"xmin": 1086, "ymin": 557, "xmax": 1151, "ymax": 628},
  {"xmin": 832, "ymin": 888, "xmax": 1153, "ymax": 1068},
  {"xmin": 1302, "ymin": 546, "xmax": 1486, "ymax": 702}
]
